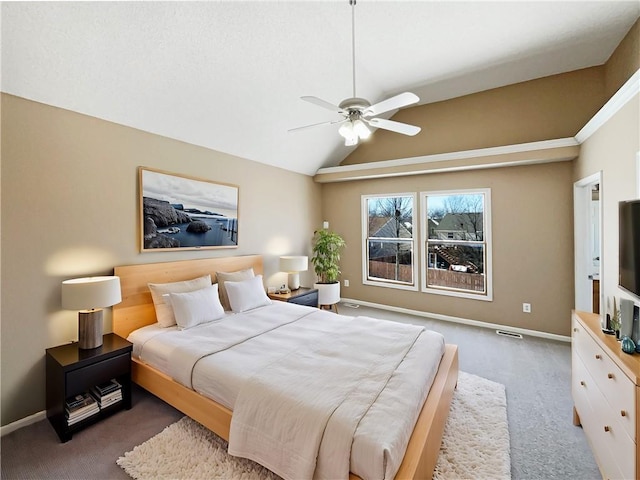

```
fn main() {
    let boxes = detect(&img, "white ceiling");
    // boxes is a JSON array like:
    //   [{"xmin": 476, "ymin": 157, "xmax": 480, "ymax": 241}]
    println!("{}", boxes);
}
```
[{"xmin": 2, "ymin": 1, "xmax": 639, "ymax": 176}]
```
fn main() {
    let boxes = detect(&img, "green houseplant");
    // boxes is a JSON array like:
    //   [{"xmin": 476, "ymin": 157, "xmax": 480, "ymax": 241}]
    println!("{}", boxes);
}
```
[{"xmin": 311, "ymin": 229, "xmax": 346, "ymax": 307}]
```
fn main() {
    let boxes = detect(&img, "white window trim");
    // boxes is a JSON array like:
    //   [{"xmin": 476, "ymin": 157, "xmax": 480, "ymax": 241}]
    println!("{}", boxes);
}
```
[
  {"xmin": 419, "ymin": 188, "xmax": 493, "ymax": 301},
  {"xmin": 361, "ymin": 193, "xmax": 419, "ymax": 291}
]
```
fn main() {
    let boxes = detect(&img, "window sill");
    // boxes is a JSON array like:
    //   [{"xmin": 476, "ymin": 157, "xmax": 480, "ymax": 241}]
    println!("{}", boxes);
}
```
[
  {"xmin": 422, "ymin": 286, "xmax": 493, "ymax": 301},
  {"xmin": 363, "ymin": 279, "xmax": 419, "ymax": 292}
]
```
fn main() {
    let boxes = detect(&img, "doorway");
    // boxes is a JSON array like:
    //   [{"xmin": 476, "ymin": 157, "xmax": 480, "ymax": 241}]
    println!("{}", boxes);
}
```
[{"xmin": 574, "ymin": 172, "xmax": 603, "ymax": 317}]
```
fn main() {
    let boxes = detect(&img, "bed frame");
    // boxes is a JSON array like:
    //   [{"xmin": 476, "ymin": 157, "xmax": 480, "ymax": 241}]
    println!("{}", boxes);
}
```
[{"xmin": 113, "ymin": 255, "xmax": 458, "ymax": 480}]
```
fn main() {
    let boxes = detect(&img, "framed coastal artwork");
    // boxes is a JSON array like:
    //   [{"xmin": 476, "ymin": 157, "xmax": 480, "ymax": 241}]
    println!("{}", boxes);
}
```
[{"xmin": 139, "ymin": 167, "xmax": 239, "ymax": 251}]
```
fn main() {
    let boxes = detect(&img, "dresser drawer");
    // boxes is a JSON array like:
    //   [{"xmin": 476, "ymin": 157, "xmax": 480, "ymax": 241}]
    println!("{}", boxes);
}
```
[
  {"xmin": 573, "ymin": 351, "xmax": 635, "ymax": 480},
  {"xmin": 573, "ymin": 319, "xmax": 636, "ymax": 442}
]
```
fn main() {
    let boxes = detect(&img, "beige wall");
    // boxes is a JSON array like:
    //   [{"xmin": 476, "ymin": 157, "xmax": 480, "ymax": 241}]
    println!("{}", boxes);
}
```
[
  {"xmin": 321, "ymin": 161, "xmax": 575, "ymax": 337},
  {"xmin": 605, "ymin": 19, "xmax": 639, "ymax": 99},
  {"xmin": 342, "ymin": 66, "xmax": 606, "ymax": 165},
  {"xmin": 574, "ymin": 94, "xmax": 640, "ymax": 320},
  {"xmin": 0, "ymin": 94, "xmax": 322, "ymax": 426}
]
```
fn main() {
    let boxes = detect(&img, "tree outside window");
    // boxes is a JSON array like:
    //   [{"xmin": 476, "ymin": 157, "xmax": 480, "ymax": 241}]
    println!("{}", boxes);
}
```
[
  {"xmin": 422, "ymin": 190, "xmax": 492, "ymax": 299},
  {"xmin": 362, "ymin": 194, "xmax": 416, "ymax": 288}
]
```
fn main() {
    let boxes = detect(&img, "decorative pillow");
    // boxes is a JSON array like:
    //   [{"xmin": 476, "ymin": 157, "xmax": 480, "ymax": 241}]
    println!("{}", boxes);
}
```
[
  {"xmin": 215, "ymin": 268, "xmax": 255, "ymax": 310},
  {"xmin": 166, "ymin": 284, "xmax": 225, "ymax": 330},
  {"xmin": 148, "ymin": 274, "xmax": 212, "ymax": 327},
  {"xmin": 225, "ymin": 275, "xmax": 272, "ymax": 313}
]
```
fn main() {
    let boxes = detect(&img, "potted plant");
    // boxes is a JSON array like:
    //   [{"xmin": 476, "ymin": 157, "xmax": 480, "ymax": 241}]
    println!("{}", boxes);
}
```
[
  {"xmin": 611, "ymin": 297, "xmax": 622, "ymax": 339},
  {"xmin": 311, "ymin": 228, "xmax": 346, "ymax": 307}
]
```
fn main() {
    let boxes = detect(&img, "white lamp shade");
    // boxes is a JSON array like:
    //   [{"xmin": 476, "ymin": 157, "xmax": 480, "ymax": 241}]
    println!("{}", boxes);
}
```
[
  {"xmin": 279, "ymin": 256, "xmax": 308, "ymax": 273},
  {"xmin": 338, "ymin": 121, "xmax": 353, "ymax": 139},
  {"xmin": 353, "ymin": 119, "xmax": 371, "ymax": 139},
  {"xmin": 62, "ymin": 276, "xmax": 122, "ymax": 311}
]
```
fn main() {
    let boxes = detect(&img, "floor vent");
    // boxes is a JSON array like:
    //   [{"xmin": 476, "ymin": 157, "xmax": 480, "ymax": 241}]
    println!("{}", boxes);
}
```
[
  {"xmin": 343, "ymin": 303, "xmax": 360, "ymax": 309},
  {"xmin": 496, "ymin": 329, "xmax": 523, "ymax": 339}
]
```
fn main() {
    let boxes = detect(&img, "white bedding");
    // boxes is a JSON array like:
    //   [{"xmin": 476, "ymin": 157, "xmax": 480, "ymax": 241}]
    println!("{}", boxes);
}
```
[{"xmin": 128, "ymin": 302, "xmax": 445, "ymax": 480}]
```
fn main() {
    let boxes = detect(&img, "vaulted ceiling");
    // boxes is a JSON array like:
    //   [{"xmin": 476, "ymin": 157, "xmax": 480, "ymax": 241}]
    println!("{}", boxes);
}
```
[{"xmin": 2, "ymin": 1, "xmax": 639, "ymax": 175}]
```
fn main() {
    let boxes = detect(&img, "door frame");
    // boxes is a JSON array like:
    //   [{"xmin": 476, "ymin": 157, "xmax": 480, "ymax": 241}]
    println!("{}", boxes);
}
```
[{"xmin": 574, "ymin": 171, "xmax": 603, "ymax": 320}]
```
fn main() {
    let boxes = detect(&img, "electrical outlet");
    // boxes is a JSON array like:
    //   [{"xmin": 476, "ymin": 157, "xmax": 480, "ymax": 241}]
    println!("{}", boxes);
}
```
[
  {"xmin": 344, "ymin": 279, "xmax": 349, "ymax": 287},
  {"xmin": 523, "ymin": 303, "xmax": 531, "ymax": 313}
]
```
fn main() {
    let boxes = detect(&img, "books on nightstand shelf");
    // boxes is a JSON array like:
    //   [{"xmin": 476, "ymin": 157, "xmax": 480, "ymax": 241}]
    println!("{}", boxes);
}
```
[
  {"xmin": 65, "ymin": 379, "xmax": 123, "ymax": 426},
  {"xmin": 65, "ymin": 393, "xmax": 99, "ymax": 425},
  {"xmin": 90, "ymin": 379, "xmax": 123, "ymax": 409}
]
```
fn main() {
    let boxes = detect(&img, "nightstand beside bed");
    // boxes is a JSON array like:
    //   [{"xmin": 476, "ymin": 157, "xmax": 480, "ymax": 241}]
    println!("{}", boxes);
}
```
[
  {"xmin": 267, "ymin": 287, "xmax": 318, "ymax": 307},
  {"xmin": 45, "ymin": 333, "xmax": 132, "ymax": 442}
]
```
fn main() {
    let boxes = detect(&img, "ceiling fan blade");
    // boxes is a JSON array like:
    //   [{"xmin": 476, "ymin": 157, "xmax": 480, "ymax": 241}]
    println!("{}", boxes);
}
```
[
  {"xmin": 301, "ymin": 96, "xmax": 344, "ymax": 113},
  {"xmin": 364, "ymin": 92, "xmax": 420, "ymax": 117},
  {"xmin": 367, "ymin": 118, "xmax": 421, "ymax": 136},
  {"xmin": 288, "ymin": 118, "xmax": 346, "ymax": 132}
]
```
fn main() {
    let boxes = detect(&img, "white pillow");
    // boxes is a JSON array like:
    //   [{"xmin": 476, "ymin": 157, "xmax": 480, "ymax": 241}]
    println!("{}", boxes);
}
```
[
  {"xmin": 215, "ymin": 268, "xmax": 255, "ymax": 311},
  {"xmin": 148, "ymin": 274, "xmax": 212, "ymax": 327},
  {"xmin": 166, "ymin": 284, "xmax": 225, "ymax": 330},
  {"xmin": 225, "ymin": 275, "xmax": 272, "ymax": 313}
]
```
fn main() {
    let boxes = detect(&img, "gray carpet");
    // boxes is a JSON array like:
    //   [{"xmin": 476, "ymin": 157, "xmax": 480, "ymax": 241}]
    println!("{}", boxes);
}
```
[{"xmin": 1, "ymin": 303, "xmax": 600, "ymax": 480}]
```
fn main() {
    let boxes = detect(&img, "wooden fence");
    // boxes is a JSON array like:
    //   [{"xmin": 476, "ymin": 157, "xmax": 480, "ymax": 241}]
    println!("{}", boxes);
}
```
[
  {"xmin": 427, "ymin": 268, "xmax": 485, "ymax": 292},
  {"xmin": 368, "ymin": 261, "xmax": 413, "ymax": 283},
  {"xmin": 368, "ymin": 262, "xmax": 485, "ymax": 293}
]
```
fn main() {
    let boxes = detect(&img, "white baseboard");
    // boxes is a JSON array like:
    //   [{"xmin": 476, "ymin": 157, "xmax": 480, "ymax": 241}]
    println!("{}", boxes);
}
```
[
  {"xmin": 340, "ymin": 298, "xmax": 571, "ymax": 343},
  {"xmin": 1, "ymin": 410, "xmax": 46, "ymax": 437}
]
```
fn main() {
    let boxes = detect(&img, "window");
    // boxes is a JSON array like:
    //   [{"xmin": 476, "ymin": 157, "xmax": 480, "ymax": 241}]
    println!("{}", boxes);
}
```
[
  {"xmin": 421, "ymin": 189, "xmax": 492, "ymax": 300},
  {"xmin": 362, "ymin": 194, "xmax": 417, "ymax": 290}
]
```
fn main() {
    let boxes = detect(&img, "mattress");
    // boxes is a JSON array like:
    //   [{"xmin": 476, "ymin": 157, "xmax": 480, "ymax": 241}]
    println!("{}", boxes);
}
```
[{"xmin": 128, "ymin": 302, "xmax": 445, "ymax": 480}]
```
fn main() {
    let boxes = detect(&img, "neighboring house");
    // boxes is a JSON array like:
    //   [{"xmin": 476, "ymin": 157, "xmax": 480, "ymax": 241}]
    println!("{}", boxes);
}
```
[
  {"xmin": 368, "ymin": 216, "xmax": 412, "ymax": 262},
  {"xmin": 431, "ymin": 213, "xmax": 483, "ymax": 241},
  {"xmin": 429, "ymin": 213, "xmax": 484, "ymax": 273}
]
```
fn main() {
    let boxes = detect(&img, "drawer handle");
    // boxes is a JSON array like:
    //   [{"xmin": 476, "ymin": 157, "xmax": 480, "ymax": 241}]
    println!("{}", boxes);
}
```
[
  {"xmin": 604, "ymin": 425, "xmax": 611, "ymax": 432},
  {"xmin": 595, "ymin": 354, "xmax": 602, "ymax": 360},
  {"xmin": 621, "ymin": 410, "xmax": 627, "ymax": 417},
  {"xmin": 573, "ymin": 328, "xmax": 578, "ymax": 332},
  {"xmin": 607, "ymin": 373, "xmax": 614, "ymax": 379},
  {"xmin": 580, "ymin": 381, "xmax": 586, "ymax": 387}
]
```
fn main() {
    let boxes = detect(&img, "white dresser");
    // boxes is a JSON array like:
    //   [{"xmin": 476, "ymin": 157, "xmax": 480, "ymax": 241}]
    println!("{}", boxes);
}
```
[{"xmin": 572, "ymin": 310, "xmax": 640, "ymax": 479}]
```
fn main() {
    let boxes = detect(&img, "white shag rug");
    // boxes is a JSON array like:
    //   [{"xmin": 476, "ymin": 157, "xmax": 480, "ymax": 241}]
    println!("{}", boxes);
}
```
[{"xmin": 117, "ymin": 371, "xmax": 510, "ymax": 480}]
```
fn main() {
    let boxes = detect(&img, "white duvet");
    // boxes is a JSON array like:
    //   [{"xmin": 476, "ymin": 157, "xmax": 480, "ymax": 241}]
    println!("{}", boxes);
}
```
[{"xmin": 128, "ymin": 302, "xmax": 445, "ymax": 480}]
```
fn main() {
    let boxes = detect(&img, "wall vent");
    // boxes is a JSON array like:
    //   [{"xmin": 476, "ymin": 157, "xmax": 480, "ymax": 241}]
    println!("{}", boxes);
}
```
[{"xmin": 496, "ymin": 329, "xmax": 523, "ymax": 339}]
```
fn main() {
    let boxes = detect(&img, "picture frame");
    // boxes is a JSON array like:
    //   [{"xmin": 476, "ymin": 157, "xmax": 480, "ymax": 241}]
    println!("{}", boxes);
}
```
[{"xmin": 139, "ymin": 167, "xmax": 239, "ymax": 251}]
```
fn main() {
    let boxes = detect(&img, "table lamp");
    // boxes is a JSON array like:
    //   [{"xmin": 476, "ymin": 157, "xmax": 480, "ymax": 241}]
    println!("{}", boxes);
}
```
[
  {"xmin": 62, "ymin": 276, "xmax": 122, "ymax": 349},
  {"xmin": 279, "ymin": 256, "xmax": 308, "ymax": 291}
]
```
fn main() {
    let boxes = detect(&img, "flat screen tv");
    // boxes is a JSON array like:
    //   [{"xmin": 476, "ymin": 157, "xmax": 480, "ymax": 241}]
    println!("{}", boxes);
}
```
[{"xmin": 619, "ymin": 199, "xmax": 640, "ymax": 298}]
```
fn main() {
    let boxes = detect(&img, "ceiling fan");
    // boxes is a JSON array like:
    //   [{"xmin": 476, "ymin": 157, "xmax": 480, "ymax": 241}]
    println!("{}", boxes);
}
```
[{"xmin": 290, "ymin": 0, "xmax": 421, "ymax": 146}]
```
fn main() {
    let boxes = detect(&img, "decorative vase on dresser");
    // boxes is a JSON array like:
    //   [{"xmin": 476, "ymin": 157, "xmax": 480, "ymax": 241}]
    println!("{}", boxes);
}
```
[
  {"xmin": 622, "ymin": 335, "xmax": 637, "ymax": 354},
  {"xmin": 572, "ymin": 310, "xmax": 640, "ymax": 479}
]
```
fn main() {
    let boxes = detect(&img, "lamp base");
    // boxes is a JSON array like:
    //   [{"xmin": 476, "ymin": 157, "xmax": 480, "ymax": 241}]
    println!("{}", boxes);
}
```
[
  {"xmin": 288, "ymin": 272, "xmax": 301, "ymax": 291},
  {"xmin": 78, "ymin": 310, "xmax": 103, "ymax": 349}
]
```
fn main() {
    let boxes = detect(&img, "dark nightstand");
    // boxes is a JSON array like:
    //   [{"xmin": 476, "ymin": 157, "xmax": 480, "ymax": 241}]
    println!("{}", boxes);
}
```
[
  {"xmin": 268, "ymin": 287, "xmax": 318, "ymax": 307},
  {"xmin": 45, "ymin": 333, "xmax": 132, "ymax": 442}
]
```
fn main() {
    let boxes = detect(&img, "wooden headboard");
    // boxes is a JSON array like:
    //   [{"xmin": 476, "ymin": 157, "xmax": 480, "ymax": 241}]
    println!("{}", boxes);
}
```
[{"xmin": 113, "ymin": 255, "xmax": 263, "ymax": 338}]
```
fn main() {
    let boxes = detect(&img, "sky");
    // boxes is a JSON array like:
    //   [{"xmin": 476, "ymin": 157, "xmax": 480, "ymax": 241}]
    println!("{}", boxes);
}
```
[{"xmin": 142, "ymin": 168, "xmax": 238, "ymax": 217}]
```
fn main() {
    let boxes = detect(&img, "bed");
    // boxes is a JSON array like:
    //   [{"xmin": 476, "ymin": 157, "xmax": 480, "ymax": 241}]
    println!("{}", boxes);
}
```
[{"xmin": 113, "ymin": 255, "xmax": 458, "ymax": 480}]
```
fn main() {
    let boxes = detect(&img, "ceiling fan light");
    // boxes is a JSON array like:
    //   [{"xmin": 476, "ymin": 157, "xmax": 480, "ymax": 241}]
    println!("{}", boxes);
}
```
[
  {"xmin": 344, "ymin": 134, "xmax": 358, "ymax": 147},
  {"xmin": 353, "ymin": 119, "xmax": 371, "ymax": 139},
  {"xmin": 338, "ymin": 121, "xmax": 354, "ymax": 139}
]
